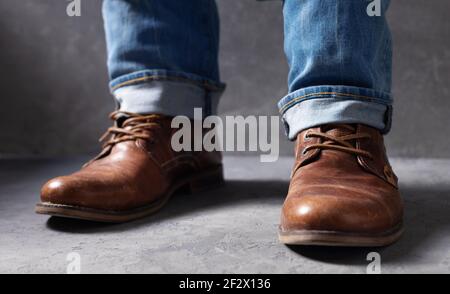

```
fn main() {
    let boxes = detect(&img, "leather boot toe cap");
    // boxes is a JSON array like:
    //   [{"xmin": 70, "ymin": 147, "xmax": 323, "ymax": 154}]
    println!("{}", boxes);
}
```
[
  {"xmin": 280, "ymin": 194, "xmax": 398, "ymax": 234},
  {"xmin": 40, "ymin": 176, "xmax": 79, "ymax": 206}
]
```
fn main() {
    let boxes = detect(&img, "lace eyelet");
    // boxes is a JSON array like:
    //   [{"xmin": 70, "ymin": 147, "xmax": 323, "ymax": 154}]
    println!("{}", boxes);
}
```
[{"xmin": 303, "ymin": 131, "xmax": 312, "ymax": 142}]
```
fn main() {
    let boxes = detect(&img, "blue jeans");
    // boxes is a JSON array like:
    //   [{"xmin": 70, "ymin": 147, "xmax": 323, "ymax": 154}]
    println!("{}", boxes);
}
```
[{"xmin": 103, "ymin": 0, "xmax": 393, "ymax": 139}]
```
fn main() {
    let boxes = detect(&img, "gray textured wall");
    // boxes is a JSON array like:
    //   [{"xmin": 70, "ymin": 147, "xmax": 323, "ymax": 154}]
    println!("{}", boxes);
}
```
[{"xmin": 0, "ymin": 0, "xmax": 449, "ymax": 157}]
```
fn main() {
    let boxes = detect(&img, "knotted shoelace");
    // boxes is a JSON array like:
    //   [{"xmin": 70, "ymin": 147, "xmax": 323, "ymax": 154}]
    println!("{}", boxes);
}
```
[
  {"xmin": 99, "ymin": 111, "xmax": 163, "ymax": 148},
  {"xmin": 302, "ymin": 125, "xmax": 373, "ymax": 159},
  {"xmin": 83, "ymin": 111, "xmax": 164, "ymax": 167}
]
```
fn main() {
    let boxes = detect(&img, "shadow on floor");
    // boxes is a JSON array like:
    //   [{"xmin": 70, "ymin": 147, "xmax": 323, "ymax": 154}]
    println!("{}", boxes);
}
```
[
  {"xmin": 45, "ymin": 179, "xmax": 288, "ymax": 233},
  {"xmin": 46, "ymin": 181, "xmax": 450, "ymax": 266},
  {"xmin": 286, "ymin": 185, "xmax": 450, "ymax": 265}
]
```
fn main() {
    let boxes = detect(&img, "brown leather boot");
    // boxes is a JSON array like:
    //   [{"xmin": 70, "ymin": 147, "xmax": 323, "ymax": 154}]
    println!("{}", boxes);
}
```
[
  {"xmin": 279, "ymin": 124, "xmax": 403, "ymax": 247},
  {"xmin": 36, "ymin": 111, "xmax": 223, "ymax": 222}
]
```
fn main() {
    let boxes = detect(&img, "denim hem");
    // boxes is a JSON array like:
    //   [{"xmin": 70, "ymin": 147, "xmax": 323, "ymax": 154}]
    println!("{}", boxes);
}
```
[
  {"xmin": 278, "ymin": 86, "xmax": 393, "ymax": 140},
  {"xmin": 112, "ymin": 79, "xmax": 224, "ymax": 118},
  {"xmin": 278, "ymin": 85, "xmax": 393, "ymax": 115},
  {"xmin": 109, "ymin": 69, "xmax": 226, "ymax": 93}
]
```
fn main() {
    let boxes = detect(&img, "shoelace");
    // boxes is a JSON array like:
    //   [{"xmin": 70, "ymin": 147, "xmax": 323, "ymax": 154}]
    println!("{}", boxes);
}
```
[
  {"xmin": 99, "ymin": 111, "xmax": 163, "ymax": 149},
  {"xmin": 83, "ymin": 111, "xmax": 163, "ymax": 167},
  {"xmin": 303, "ymin": 125, "xmax": 373, "ymax": 159}
]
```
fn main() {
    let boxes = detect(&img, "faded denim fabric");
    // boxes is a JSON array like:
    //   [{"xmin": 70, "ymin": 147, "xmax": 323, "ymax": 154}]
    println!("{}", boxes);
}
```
[
  {"xmin": 102, "ymin": 0, "xmax": 224, "ymax": 117},
  {"xmin": 103, "ymin": 0, "xmax": 393, "ymax": 138},
  {"xmin": 279, "ymin": 0, "xmax": 393, "ymax": 138}
]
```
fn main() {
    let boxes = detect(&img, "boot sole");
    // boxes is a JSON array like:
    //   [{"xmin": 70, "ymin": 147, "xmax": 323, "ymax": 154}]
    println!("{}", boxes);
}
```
[
  {"xmin": 278, "ymin": 222, "xmax": 403, "ymax": 247},
  {"xmin": 35, "ymin": 166, "xmax": 224, "ymax": 223}
]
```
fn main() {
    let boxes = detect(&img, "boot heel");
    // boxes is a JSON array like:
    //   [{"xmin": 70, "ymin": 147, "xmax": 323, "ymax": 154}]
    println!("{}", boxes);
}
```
[{"xmin": 188, "ymin": 166, "xmax": 224, "ymax": 193}]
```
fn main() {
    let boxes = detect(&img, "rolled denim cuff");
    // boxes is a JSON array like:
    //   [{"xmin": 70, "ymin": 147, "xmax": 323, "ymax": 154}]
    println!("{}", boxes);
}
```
[
  {"xmin": 278, "ymin": 86, "xmax": 393, "ymax": 140},
  {"xmin": 110, "ymin": 70, "xmax": 226, "ymax": 117}
]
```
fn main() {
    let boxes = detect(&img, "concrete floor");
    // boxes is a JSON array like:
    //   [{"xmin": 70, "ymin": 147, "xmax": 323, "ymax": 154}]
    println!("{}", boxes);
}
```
[{"xmin": 0, "ymin": 156, "xmax": 449, "ymax": 274}]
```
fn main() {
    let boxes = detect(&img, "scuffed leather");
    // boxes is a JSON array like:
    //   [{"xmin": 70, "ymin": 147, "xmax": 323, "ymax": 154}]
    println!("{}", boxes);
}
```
[
  {"xmin": 281, "ymin": 124, "xmax": 403, "ymax": 234},
  {"xmin": 40, "ymin": 116, "xmax": 222, "ymax": 211}
]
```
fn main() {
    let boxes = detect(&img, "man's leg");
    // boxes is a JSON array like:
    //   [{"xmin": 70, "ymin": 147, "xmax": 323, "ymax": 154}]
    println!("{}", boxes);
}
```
[
  {"xmin": 278, "ymin": 0, "xmax": 403, "ymax": 246},
  {"xmin": 36, "ymin": 0, "xmax": 224, "ymax": 222},
  {"xmin": 103, "ymin": 0, "xmax": 224, "ymax": 117}
]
